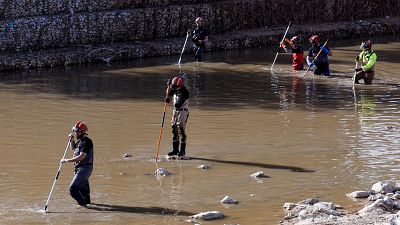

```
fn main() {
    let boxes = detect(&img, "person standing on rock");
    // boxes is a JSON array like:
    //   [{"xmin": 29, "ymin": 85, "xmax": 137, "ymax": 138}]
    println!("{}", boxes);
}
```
[
  {"xmin": 280, "ymin": 36, "xmax": 304, "ymax": 70},
  {"xmin": 306, "ymin": 35, "xmax": 332, "ymax": 76},
  {"xmin": 165, "ymin": 76, "xmax": 190, "ymax": 157},
  {"xmin": 191, "ymin": 17, "xmax": 209, "ymax": 62},
  {"xmin": 354, "ymin": 40, "xmax": 377, "ymax": 84},
  {"xmin": 60, "ymin": 121, "xmax": 94, "ymax": 206}
]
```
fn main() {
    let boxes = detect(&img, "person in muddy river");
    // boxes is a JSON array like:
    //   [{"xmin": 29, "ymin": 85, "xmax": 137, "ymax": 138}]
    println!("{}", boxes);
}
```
[
  {"xmin": 280, "ymin": 36, "xmax": 304, "ymax": 70},
  {"xmin": 60, "ymin": 121, "xmax": 94, "ymax": 206},
  {"xmin": 306, "ymin": 35, "xmax": 332, "ymax": 76},
  {"xmin": 165, "ymin": 76, "xmax": 190, "ymax": 157},
  {"xmin": 354, "ymin": 40, "xmax": 377, "ymax": 85},
  {"xmin": 191, "ymin": 17, "xmax": 209, "ymax": 62}
]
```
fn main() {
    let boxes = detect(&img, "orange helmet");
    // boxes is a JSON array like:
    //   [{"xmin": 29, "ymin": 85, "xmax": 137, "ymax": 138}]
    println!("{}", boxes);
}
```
[
  {"xmin": 171, "ymin": 76, "xmax": 184, "ymax": 89},
  {"xmin": 72, "ymin": 121, "xmax": 88, "ymax": 133},
  {"xmin": 310, "ymin": 35, "xmax": 320, "ymax": 43}
]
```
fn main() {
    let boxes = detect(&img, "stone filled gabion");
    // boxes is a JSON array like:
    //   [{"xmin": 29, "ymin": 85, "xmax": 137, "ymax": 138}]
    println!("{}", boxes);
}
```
[{"xmin": 0, "ymin": 0, "xmax": 399, "ymax": 53}]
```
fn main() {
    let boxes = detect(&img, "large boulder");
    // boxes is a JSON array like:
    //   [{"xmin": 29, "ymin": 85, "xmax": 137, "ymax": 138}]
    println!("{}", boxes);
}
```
[{"xmin": 190, "ymin": 211, "xmax": 225, "ymax": 220}]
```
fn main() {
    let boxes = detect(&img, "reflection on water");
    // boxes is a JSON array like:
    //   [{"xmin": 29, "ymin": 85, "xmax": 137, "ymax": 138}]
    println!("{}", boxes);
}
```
[{"xmin": 0, "ymin": 36, "xmax": 400, "ymax": 224}]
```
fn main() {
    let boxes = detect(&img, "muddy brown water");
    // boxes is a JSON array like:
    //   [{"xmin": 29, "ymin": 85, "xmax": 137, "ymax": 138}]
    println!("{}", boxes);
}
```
[{"xmin": 0, "ymin": 35, "xmax": 399, "ymax": 224}]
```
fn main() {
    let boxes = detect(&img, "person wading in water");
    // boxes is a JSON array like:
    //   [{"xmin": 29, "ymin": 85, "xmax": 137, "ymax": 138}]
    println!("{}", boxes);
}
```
[
  {"xmin": 354, "ymin": 40, "xmax": 377, "ymax": 85},
  {"xmin": 165, "ymin": 76, "xmax": 190, "ymax": 157},
  {"xmin": 306, "ymin": 35, "xmax": 332, "ymax": 76},
  {"xmin": 191, "ymin": 17, "xmax": 209, "ymax": 62},
  {"xmin": 280, "ymin": 36, "xmax": 304, "ymax": 70},
  {"xmin": 61, "ymin": 121, "xmax": 94, "ymax": 206}
]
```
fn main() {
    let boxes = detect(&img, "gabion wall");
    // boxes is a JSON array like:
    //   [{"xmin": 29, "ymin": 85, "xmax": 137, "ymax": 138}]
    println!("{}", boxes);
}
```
[{"xmin": 0, "ymin": 0, "xmax": 398, "ymax": 53}]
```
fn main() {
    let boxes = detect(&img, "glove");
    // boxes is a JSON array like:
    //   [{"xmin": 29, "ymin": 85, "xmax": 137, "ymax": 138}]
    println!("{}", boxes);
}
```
[
  {"xmin": 355, "ymin": 68, "xmax": 362, "ymax": 72},
  {"xmin": 280, "ymin": 42, "xmax": 285, "ymax": 48},
  {"xmin": 321, "ymin": 46, "xmax": 330, "ymax": 55},
  {"xmin": 308, "ymin": 62, "xmax": 315, "ymax": 67},
  {"xmin": 165, "ymin": 97, "xmax": 170, "ymax": 103},
  {"xmin": 355, "ymin": 55, "xmax": 359, "ymax": 61}
]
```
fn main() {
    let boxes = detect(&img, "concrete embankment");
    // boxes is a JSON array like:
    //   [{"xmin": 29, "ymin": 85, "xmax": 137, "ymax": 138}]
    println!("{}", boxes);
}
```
[{"xmin": 0, "ymin": 0, "xmax": 398, "ymax": 71}]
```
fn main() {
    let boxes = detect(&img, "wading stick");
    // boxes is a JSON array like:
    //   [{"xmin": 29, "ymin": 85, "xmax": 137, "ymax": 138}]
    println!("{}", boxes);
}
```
[
  {"xmin": 155, "ymin": 81, "xmax": 171, "ymax": 162},
  {"xmin": 44, "ymin": 135, "xmax": 72, "ymax": 212},
  {"xmin": 352, "ymin": 61, "xmax": 358, "ymax": 85},
  {"xmin": 301, "ymin": 39, "xmax": 329, "ymax": 78},
  {"xmin": 270, "ymin": 21, "xmax": 291, "ymax": 70},
  {"xmin": 177, "ymin": 33, "xmax": 190, "ymax": 70}
]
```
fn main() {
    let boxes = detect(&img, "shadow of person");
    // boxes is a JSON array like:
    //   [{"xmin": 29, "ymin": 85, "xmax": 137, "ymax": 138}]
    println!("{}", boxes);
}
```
[
  {"xmin": 190, "ymin": 157, "xmax": 314, "ymax": 173},
  {"xmin": 86, "ymin": 203, "xmax": 193, "ymax": 216}
]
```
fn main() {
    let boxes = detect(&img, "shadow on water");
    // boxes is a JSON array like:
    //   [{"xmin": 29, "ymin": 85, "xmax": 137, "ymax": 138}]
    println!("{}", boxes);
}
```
[
  {"xmin": 190, "ymin": 157, "xmax": 314, "ymax": 173},
  {"xmin": 82, "ymin": 203, "xmax": 194, "ymax": 216}
]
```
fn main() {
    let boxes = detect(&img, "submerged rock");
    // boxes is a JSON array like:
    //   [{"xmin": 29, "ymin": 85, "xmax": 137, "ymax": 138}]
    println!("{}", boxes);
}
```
[
  {"xmin": 221, "ymin": 196, "xmax": 238, "ymax": 204},
  {"xmin": 346, "ymin": 191, "xmax": 370, "ymax": 198},
  {"xmin": 190, "ymin": 211, "xmax": 225, "ymax": 220},
  {"xmin": 198, "ymin": 165, "xmax": 210, "ymax": 170},
  {"xmin": 154, "ymin": 168, "xmax": 171, "ymax": 176},
  {"xmin": 250, "ymin": 171, "xmax": 267, "ymax": 178}
]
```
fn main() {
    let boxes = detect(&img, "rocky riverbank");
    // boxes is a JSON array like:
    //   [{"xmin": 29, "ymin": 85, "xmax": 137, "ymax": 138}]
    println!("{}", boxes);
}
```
[
  {"xmin": 0, "ymin": 16, "xmax": 398, "ymax": 71},
  {"xmin": 280, "ymin": 181, "xmax": 400, "ymax": 225}
]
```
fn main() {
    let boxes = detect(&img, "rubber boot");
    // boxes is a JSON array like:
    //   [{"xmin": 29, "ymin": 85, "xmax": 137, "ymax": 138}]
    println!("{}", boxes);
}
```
[
  {"xmin": 168, "ymin": 142, "xmax": 179, "ymax": 156},
  {"xmin": 178, "ymin": 143, "xmax": 186, "ymax": 156}
]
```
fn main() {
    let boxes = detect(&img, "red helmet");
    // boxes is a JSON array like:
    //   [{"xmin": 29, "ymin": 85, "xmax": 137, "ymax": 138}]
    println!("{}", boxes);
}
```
[
  {"xmin": 72, "ymin": 121, "xmax": 88, "ymax": 132},
  {"xmin": 171, "ymin": 76, "xmax": 184, "ymax": 88},
  {"xmin": 291, "ymin": 36, "xmax": 299, "ymax": 43},
  {"xmin": 361, "ymin": 40, "xmax": 372, "ymax": 50},
  {"xmin": 310, "ymin": 35, "xmax": 320, "ymax": 43}
]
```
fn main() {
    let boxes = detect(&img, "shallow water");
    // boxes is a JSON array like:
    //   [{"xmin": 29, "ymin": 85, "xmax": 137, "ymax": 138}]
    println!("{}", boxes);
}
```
[{"xmin": 0, "ymin": 35, "xmax": 400, "ymax": 224}]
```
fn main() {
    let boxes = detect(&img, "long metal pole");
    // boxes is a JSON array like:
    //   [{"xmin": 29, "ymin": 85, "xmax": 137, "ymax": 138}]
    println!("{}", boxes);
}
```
[
  {"xmin": 177, "ymin": 33, "xmax": 190, "ymax": 69},
  {"xmin": 270, "ymin": 21, "xmax": 292, "ymax": 70},
  {"xmin": 155, "ymin": 83, "xmax": 171, "ymax": 162},
  {"xmin": 352, "ymin": 61, "xmax": 359, "ymax": 85},
  {"xmin": 44, "ymin": 135, "xmax": 72, "ymax": 212}
]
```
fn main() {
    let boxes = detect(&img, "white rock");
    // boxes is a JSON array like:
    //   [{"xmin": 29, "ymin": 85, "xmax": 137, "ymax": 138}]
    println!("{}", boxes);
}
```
[
  {"xmin": 190, "ymin": 211, "xmax": 225, "ymax": 220},
  {"xmin": 122, "ymin": 153, "xmax": 132, "ymax": 157},
  {"xmin": 384, "ymin": 196, "xmax": 394, "ymax": 208},
  {"xmin": 346, "ymin": 191, "xmax": 370, "ymax": 198},
  {"xmin": 298, "ymin": 198, "xmax": 319, "ymax": 205},
  {"xmin": 198, "ymin": 165, "xmax": 209, "ymax": 170},
  {"xmin": 394, "ymin": 193, "xmax": 400, "ymax": 199},
  {"xmin": 371, "ymin": 181, "xmax": 397, "ymax": 194},
  {"xmin": 368, "ymin": 194, "xmax": 384, "ymax": 201},
  {"xmin": 154, "ymin": 168, "xmax": 171, "ymax": 176},
  {"xmin": 283, "ymin": 202, "xmax": 296, "ymax": 210},
  {"xmin": 250, "ymin": 171, "xmax": 267, "ymax": 178},
  {"xmin": 221, "ymin": 196, "xmax": 238, "ymax": 204},
  {"xmin": 358, "ymin": 199, "xmax": 386, "ymax": 215}
]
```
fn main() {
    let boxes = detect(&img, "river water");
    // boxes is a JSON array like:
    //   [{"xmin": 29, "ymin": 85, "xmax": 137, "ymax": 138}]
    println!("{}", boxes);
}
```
[{"xmin": 0, "ymin": 35, "xmax": 399, "ymax": 224}]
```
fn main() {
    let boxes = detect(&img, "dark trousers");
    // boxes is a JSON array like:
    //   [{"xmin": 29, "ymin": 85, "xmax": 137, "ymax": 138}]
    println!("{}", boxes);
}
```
[
  {"xmin": 193, "ymin": 45, "xmax": 204, "ymax": 62},
  {"xmin": 314, "ymin": 62, "xmax": 330, "ymax": 76},
  {"xmin": 70, "ymin": 167, "xmax": 92, "ymax": 205},
  {"xmin": 355, "ymin": 70, "xmax": 374, "ymax": 84}
]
